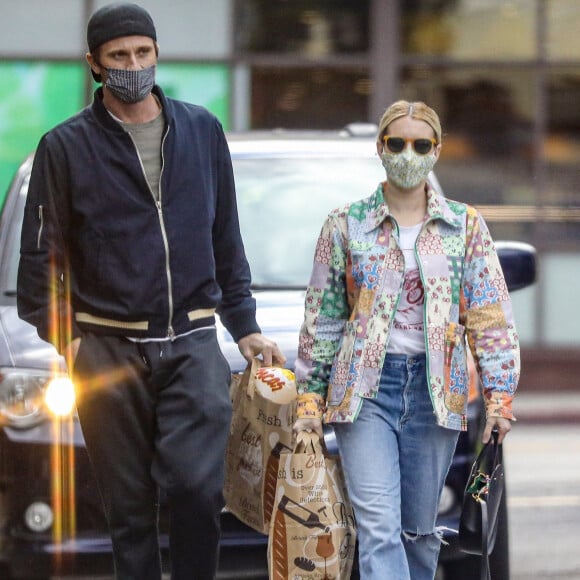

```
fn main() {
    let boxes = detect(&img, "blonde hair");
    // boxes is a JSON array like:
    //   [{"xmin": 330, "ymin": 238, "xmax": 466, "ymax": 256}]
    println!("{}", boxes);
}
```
[{"xmin": 377, "ymin": 100, "xmax": 442, "ymax": 145}]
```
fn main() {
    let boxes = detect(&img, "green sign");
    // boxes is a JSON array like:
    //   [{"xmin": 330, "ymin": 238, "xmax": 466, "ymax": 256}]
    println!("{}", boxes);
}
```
[{"xmin": 0, "ymin": 62, "xmax": 85, "ymax": 207}]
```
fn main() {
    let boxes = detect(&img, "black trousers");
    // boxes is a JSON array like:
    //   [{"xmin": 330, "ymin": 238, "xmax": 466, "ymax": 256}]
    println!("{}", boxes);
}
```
[{"xmin": 73, "ymin": 329, "xmax": 232, "ymax": 580}]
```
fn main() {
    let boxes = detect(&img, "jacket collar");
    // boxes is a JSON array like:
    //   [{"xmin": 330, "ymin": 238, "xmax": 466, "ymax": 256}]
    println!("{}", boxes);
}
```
[
  {"xmin": 363, "ymin": 180, "xmax": 464, "ymax": 233},
  {"xmin": 91, "ymin": 85, "xmax": 172, "ymax": 131}
]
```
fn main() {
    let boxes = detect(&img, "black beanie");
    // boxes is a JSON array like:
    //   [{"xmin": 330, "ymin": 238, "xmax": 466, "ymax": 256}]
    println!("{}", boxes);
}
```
[{"xmin": 87, "ymin": 2, "xmax": 157, "ymax": 53}]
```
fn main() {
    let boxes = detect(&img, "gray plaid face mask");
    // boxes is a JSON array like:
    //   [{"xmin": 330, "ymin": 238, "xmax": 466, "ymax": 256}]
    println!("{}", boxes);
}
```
[{"xmin": 104, "ymin": 65, "xmax": 156, "ymax": 103}]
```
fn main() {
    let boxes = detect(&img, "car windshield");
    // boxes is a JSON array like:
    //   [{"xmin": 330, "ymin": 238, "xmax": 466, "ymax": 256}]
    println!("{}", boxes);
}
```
[
  {"xmin": 233, "ymin": 156, "xmax": 384, "ymax": 288},
  {"xmin": 3, "ymin": 154, "xmax": 385, "ymax": 294}
]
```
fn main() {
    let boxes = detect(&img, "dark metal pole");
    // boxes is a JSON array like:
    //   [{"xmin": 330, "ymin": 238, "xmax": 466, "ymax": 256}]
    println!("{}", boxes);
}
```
[
  {"xmin": 534, "ymin": 0, "xmax": 548, "ymax": 346},
  {"xmin": 369, "ymin": 0, "xmax": 400, "ymax": 123}
]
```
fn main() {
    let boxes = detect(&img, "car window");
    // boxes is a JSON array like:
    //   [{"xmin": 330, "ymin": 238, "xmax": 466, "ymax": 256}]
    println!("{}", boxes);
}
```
[{"xmin": 233, "ymin": 156, "xmax": 384, "ymax": 287}]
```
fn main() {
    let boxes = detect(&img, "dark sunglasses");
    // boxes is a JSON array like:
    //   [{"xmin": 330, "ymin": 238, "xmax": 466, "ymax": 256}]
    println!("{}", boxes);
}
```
[{"xmin": 383, "ymin": 135, "xmax": 437, "ymax": 155}]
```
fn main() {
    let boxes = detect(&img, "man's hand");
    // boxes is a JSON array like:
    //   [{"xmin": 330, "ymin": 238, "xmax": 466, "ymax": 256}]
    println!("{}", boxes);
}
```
[
  {"xmin": 237, "ymin": 333, "xmax": 286, "ymax": 366},
  {"xmin": 482, "ymin": 416, "xmax": 512, "ymax": 444}
]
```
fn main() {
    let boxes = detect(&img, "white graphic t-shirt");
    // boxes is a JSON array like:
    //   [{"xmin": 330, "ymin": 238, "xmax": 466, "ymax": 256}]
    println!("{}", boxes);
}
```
[{"xmin": 387, "ymin": 222, "xmax": 426, "ymax": 354}]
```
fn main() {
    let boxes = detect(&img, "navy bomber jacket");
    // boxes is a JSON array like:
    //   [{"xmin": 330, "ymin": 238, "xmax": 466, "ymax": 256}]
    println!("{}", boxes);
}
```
[{"xmin": 17, "ymin": 86, "xmax": 260, "ymax": 352}]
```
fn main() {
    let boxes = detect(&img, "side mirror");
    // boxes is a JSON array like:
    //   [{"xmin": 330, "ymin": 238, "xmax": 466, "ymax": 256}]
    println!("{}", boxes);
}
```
[{"xmin": 496, "ymin": 241, "xmax": 537, "ymax": 292}]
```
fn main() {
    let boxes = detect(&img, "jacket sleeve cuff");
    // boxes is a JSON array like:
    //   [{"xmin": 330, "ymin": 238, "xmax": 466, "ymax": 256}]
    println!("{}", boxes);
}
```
[
  {"xmin": 297, "ymin": 393, "xmax": 326, "ymax": 419},
  {"xmin": 485, "ymin": 391, "xmax": 516, "ymax": 421}
]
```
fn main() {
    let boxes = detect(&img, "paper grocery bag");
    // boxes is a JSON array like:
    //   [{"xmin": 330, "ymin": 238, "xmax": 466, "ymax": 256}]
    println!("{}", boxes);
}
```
[
  {"xmin": 224, "ymin": 358, "xmax": 296, "ymax": 534},
  {"xmin": 268, "ymin": 432, "xmax": 357, "ymax": 580}
]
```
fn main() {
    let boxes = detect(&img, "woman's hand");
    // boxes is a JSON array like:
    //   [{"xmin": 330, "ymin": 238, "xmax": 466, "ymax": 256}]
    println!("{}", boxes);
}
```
[
  {"xmin": 293, "ymin": 417, "xmax": 324, "ymax": 441},
  {"xmin": 482, "ymin": 416, "xmax": 512, "ymax": 444}
]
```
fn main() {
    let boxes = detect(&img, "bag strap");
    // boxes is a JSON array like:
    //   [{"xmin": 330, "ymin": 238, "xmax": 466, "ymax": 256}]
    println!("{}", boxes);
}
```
[
  {"xmin": 479, "ymin": 499, "xmax": 491, "ymax": 580},
  {"xmin": 473, "ymin": 430, "xmax": 501, "ymax": 472},
  {"xmin": 476, "ymin": 431, "xmax": 499, "ymax": 580}
]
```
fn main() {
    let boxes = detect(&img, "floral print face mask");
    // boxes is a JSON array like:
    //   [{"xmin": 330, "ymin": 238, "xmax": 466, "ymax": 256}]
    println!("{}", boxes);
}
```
[{"xmin": 381, "ymin": 147, "xmax": 437, "ymax": 190}]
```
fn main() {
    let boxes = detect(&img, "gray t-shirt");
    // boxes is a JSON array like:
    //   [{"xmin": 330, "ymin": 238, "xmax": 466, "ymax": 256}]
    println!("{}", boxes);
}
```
[{"xmin": 120, "ymin": 111, "xmax": 165, "ymax": 200}]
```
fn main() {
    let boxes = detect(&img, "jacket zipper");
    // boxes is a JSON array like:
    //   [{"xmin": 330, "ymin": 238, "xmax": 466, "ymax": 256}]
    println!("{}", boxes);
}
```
[
  {"xmin": 37, "ymin": 205, "xmax": 44, "ymax": 249},
  {"xmin": 128, "ymin": 125, "xmax": 175, "ymax": 339}
]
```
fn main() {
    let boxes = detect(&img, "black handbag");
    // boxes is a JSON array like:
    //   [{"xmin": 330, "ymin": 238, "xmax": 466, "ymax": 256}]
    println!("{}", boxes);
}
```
[{"xmin": 458, "ymin": 430, "xmax": 504, "ymax": 580}]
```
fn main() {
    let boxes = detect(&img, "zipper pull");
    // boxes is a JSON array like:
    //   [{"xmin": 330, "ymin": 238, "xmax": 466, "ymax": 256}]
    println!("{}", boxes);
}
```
[{"xmin": 37, "ymin": 205, "xmax": 44, "ymax": 249}]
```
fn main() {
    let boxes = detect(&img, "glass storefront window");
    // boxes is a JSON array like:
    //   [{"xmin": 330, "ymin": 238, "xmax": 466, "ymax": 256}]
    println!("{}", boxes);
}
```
[
  {"xmin": 402, "ymin": 0, "xmax": 537, "ymax": 61},
  {"xmin": 251, "ymin": 67, "xmax": 370, "ymax": 129},
  {"xmin": 399, "ymin": 65, "xmax": 539, "ymax": 244},
  {"xmin": 545, "ymin": 68, "xmax": 580, "ymax": 207},
  {"xmin": 547, "ymin": 0, "xmax": 580, "ymax": 60},
  {"xmin": 236, "ymin": 0, "xmax": 369, "ymax": 55}
]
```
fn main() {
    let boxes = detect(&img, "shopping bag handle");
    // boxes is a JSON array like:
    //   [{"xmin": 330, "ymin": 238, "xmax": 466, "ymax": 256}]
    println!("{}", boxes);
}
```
[
  {"xmin": 242, "ymin": 357, "xmax": 287, "ymax": 399},
  {"xmin": 294, "ymin": 431, "xmax": 324, "ymax": 454}
]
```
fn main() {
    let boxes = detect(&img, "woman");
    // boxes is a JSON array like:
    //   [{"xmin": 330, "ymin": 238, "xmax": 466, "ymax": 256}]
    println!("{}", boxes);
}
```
[{"xmin": 293, "ymin": 100, "xmax": 519, "ymax": 579}]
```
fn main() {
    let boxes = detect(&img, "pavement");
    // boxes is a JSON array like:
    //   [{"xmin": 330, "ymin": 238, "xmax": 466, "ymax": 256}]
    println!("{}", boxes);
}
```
[{"xmin": 513, "ymin": 390, "xmax": 580, "ymax": 424}]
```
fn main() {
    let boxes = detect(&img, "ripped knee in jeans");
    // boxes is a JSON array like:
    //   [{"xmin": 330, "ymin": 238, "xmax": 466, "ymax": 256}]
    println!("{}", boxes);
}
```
[{"xmin": 403, "ymin": 526, "xmax": 454, "ymax": 546}]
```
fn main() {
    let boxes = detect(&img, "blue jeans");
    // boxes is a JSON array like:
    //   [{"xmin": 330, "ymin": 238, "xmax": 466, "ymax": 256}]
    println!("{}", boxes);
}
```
[{"xmin": 334, "ymin": 353, "xmax": 459, "ymax": 580}]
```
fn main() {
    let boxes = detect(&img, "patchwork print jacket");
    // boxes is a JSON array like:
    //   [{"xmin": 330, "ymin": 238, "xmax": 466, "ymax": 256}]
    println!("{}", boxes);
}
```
[{"xmin": 295, "ymin": 183, "xmax": 520, "ymax": 431}]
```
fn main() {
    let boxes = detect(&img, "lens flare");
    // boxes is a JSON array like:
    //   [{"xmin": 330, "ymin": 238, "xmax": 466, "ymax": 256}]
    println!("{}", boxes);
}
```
[
  {"xmin": 47, "ymin": 253, "xmax": 77, "ymax": 571},
  {"xmin": 45, "ymin": 377, "xmax": 75, "ymax": 417}
]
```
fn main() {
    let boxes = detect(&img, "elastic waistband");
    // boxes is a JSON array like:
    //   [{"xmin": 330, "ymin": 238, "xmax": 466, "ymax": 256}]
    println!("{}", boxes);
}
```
[
  {"xmin": 75, "ymin": 312, "xmax": 149, "ymax": 330},
  {"xmin": 76, "ymin": 307, "xmax": 217, "ymax": 332}
]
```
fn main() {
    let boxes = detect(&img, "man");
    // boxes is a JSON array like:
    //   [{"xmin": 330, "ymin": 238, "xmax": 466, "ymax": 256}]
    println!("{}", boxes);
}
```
[{"xmin": 17, "ymin": 3, "xmax": 285, "ymax": 579}]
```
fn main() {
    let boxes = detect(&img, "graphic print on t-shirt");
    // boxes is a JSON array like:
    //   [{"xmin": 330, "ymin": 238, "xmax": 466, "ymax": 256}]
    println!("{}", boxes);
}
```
[
  {"xmin": 387, "ymin": 221, "xmax": 426, "ymax": 354},
  {"xmin": 393, "ymin": 268, "xmax": 424, "ymax": 332}
]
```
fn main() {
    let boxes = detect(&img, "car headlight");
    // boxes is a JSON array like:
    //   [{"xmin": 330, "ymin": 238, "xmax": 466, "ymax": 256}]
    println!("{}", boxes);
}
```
[{"xmin": 0, "ymin": 368, "xmax": 75, "ymax": 428}]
